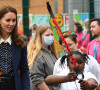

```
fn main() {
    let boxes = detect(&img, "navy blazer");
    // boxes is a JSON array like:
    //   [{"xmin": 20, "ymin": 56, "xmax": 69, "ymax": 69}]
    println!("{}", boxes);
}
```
[{"xmin": 12, "ymin": 42, "xmax": 30, "ymax": 90}]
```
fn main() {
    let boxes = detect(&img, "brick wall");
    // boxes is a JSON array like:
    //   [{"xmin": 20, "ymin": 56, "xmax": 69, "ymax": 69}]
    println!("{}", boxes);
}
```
[
  {"xmin": 29, "ymin": 0, "xmax": 63, "ymax": 14},
  {"xmin": 0, "ymin": 0, "xmax": 63, "ymax": 14},
  {"xmin": 0, "ymin": 0, "xmax": 22, "ymax": 14}
]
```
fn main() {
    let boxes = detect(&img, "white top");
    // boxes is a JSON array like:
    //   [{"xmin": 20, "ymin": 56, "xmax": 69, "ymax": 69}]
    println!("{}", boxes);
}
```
[
  {"xmin": 58, "ymin": 71, "xmax": 97, "ymax": 90},
  {"xmin": 53, "ymin": 55, "xmax": 100, "ymax": 84}
]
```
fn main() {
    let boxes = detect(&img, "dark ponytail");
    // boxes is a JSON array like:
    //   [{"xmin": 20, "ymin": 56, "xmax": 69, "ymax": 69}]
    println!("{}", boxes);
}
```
[{"xmin": 60, "ymin": 51, "xmax": 89, "ymax": 65}]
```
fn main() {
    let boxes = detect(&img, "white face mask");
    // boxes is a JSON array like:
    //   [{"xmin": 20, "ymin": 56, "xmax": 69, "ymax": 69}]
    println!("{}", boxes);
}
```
[
  {"xmin": 32, "ymin": 33, "xmax": 35, "ymax": 37},
  {"xmin": 43, "ymin": 36, "xmax": 54, "ymax": 46}
]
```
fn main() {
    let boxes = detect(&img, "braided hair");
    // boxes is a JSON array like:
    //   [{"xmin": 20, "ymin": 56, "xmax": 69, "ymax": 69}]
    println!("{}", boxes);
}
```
[{"xmin": 60, "ymin": 51, "xmax": 89, "ymax": 65}]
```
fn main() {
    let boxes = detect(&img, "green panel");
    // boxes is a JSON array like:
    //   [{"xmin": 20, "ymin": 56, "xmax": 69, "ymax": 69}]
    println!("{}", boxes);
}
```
[
  {"xmin": 22, "ymin": 0, "xmax": 29, "ymax": 40},
  {"xmin": 89, "ymin": 0, "xmax": 94, "ymax": 41}
]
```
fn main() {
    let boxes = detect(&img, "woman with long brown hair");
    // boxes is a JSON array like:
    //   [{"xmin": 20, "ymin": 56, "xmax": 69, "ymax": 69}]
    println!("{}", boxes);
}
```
[{"xmin": 0, "ymin": 6, "xmax": 30, "ymax": 90}]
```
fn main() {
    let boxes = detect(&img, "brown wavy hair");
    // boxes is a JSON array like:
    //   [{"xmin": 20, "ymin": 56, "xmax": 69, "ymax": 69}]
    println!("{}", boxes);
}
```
[{"xmin": 0, "ymin": 6, "xmax": 26, "ymax": 48}]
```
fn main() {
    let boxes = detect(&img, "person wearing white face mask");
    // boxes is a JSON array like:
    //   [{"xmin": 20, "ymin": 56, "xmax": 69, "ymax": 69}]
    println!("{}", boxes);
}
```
[
  {"xmin": 43, "ymin": 36, "xmax": 54, "ymax": 46},
  {"xmin": 30, "ymin": 24, "xmax": 37, "ymax": 40},
  {"xmin": 28, "ymin": 25, "xmax": 58, "ymax": 90}
]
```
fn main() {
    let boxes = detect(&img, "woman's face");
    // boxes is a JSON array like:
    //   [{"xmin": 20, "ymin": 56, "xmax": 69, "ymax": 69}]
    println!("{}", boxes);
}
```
[
  {"xmin": 62, "ymin": 37, "xmax": 77, "ymax": 53},
  {"xmin": 0, "ymin": 12, "xmax": 16, "ymax": 35},
  {"xmin": 73, "ymin": 25, "xmax": 77, "ymax": 33},
  {"xmin": 67, "ymin": 54, "xmax": 85, "ymax": 73},
  {"xmin": 41, "ymin": 28, "xmax": 54, "ymax": 46}
]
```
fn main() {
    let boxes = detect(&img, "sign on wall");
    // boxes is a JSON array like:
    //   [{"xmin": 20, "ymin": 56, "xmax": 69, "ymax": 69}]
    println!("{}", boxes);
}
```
[{"xmin": 17, "ymin": 13, "xmax": 89, "ymax": 57}]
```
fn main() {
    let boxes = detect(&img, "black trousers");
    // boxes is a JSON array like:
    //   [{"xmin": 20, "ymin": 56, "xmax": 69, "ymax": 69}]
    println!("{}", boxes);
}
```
[{"xmin": 0, "ymin": 77, "xmax": 16, "ymax": 90}]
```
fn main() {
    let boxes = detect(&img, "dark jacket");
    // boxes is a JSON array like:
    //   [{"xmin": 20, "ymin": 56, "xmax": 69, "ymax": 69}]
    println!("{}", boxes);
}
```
[{"xmin": 12, "ymin": 41, "xmax": 30, "ymax": 90}]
